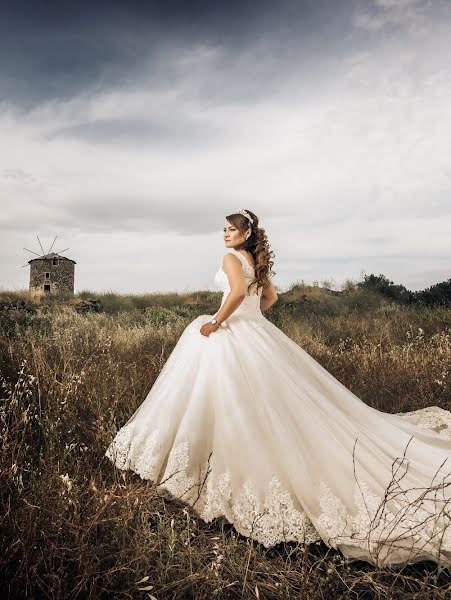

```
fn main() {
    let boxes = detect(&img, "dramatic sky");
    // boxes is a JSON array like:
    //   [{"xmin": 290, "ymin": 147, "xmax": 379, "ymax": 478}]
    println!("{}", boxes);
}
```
[{"xmin": 1, "ymin": 0, "xmax": 450, "ymax": 294}]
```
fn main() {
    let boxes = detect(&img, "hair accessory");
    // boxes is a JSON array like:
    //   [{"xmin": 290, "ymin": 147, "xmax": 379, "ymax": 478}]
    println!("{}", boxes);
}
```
[{"xmin": 236, "ymin": 208, "xmax": 254, "ymax": 225}]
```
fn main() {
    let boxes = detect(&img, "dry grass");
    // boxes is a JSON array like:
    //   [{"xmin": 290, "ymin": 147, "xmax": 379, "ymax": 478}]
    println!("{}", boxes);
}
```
[{"xmin": 1, "ymin": 286, "xmax": 450, "ymax": 599}]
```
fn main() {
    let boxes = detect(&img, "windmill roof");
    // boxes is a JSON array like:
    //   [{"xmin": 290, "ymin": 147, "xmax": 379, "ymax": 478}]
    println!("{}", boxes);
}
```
[{"xmin": 28, "ymin": 252, "xmax": 76, "ymax": 264}]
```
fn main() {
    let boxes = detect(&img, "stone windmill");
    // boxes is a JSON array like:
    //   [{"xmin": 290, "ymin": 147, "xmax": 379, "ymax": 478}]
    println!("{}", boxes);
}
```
[{"xmin": 23, "ymin": 236, "xmax": 76, "ymax": 295}]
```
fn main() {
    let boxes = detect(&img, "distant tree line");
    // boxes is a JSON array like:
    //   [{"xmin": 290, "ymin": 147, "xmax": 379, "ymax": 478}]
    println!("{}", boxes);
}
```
[{"xmin": 357, "ymin": 274, "xmax": 451, "ymax": 307}]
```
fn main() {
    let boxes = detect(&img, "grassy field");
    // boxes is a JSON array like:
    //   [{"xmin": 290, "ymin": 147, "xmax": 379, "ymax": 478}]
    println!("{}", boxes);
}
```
[{"xmin": 1, "ymin": 282, "xmax": 450, "ymax": 599}]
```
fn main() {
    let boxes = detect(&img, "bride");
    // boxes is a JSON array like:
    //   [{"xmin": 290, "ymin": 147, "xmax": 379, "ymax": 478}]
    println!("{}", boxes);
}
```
[{"xmin": 105, "ymin": 209, "xmax": 451, "ymax": 568}]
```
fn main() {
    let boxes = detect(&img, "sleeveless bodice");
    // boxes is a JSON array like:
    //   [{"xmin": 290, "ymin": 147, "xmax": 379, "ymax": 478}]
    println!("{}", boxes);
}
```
[{"xmin": 213, "ymin": 248, "xmax": 264, "ymax": 322}]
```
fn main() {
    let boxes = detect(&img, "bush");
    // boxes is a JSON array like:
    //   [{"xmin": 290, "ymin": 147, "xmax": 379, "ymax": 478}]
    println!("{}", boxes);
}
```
[
  {"xmin": 414, "ymin": 278, "xmax": 451, "ymax": 307},
  {"xmin": 357, "ymin": 274, "xmax": 415, "ymax": 304}
]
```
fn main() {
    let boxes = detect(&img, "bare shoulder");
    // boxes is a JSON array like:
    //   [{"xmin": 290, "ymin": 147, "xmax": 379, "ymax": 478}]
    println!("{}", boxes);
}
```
[{"xmin": 222, "ymin": 252, "xmax": 242, "ymax": 269}]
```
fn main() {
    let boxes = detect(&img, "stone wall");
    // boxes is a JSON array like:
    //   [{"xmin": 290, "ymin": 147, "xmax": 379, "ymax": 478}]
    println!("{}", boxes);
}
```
[{"xmin": 29, "ymin": 258, "xmax": 75, "ymax": 294}]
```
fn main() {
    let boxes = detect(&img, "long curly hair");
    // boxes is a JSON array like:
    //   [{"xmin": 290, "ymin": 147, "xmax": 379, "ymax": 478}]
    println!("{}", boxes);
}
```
[{"xmin": 225, "ymin": 210, "xmax": 276, "ymax": 295}]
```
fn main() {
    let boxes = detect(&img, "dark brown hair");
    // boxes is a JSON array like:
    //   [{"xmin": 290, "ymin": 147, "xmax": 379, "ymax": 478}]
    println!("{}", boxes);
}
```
[{"xmin": 225, "ymin": 210, "xmax": 276, "ymax": 294}]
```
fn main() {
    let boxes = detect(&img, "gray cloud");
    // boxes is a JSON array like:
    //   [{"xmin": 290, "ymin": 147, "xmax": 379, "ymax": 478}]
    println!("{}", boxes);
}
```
[
  {"xmin": 62, "ymin": 196, "xmax": 230, "ymax": 235},
  {"xmin": 0, "ymin": 1, "xmax": 352, "ymax": 108},
  {"xmin": 45, "ymin": 116, "xmax": 225, "ymax": 147},
  {"xmin": 2, "ymin": 168, "xmax": 36, "ymax": 183}
]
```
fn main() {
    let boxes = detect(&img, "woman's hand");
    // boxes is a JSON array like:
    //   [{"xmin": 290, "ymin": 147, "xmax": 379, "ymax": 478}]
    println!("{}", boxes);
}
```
[{"xmin": 200, "ymin": 322, "xmax": 220, "ymax": 337}]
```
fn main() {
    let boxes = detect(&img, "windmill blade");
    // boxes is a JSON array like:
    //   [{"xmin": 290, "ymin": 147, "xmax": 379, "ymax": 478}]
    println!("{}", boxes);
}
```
[
  {"xmin": 37, "ymin": 235, "xmax": 46, "ymax": 258},
  {"xmin": 47, "ymin": 235, "xmax": 58, "ymax": 255},
  {"xmin": 23, "ymin": 247, "xmax": 43, "ymax": 257},
  {"xmin": 55, "ymin": 247, "xmax": 69, "ymax": 255}
]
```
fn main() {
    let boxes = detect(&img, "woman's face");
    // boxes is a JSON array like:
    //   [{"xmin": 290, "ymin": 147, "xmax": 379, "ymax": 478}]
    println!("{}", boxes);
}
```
[{"xmin": 223, "ymin": 220, "xmax": 249, "ymax": 248}]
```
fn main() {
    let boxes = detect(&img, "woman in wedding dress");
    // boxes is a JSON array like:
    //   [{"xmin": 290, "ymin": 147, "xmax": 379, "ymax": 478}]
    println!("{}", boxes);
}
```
[{"xmin": 105, "ymin": 209, "xmax": 451, "ymax": 568}]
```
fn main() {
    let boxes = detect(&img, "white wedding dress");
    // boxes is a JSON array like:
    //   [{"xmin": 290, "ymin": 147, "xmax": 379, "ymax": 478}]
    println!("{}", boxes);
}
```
[{"xmin": 105, "ymin": 248, "xmax": 451, "ymax": 568}]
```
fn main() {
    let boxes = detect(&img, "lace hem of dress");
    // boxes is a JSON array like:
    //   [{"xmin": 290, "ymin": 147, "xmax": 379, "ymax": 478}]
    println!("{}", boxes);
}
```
[
  {"xmin": 105, "ymin": 418, "xmax": 451, "ymax": 565},
  {"xmin": 104, "ymin": 424, "xmax": 321, "ymax": 548},
  {"xmin": 395, "ymin": 406, "xmax": 451, "ymax": 440},
  {"xmin": 316, "ymin": 477, "xmax": 451, "ymax": 566}
]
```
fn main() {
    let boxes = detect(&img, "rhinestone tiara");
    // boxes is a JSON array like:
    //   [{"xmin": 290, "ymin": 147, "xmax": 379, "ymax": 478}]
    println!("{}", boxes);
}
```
[{"xmin": 236, "ymin": 208, "xmax": 254, "ymax": 225}]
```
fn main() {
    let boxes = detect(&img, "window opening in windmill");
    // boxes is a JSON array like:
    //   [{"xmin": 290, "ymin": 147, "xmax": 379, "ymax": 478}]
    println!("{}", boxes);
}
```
[
  {"xmin": 45, "ymin": 272, "xmax": 50, "ymax": 279},
  {"xmin": 44, "ymin": 284, "xmax": 50, "ymax": 292},
  {"xmin": 52, "ymin": 258, "xmax": 59, "ymax": 266}
]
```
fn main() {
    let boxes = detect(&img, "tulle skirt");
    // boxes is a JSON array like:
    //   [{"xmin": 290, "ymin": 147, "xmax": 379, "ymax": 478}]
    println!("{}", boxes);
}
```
[{"xmin": 105, "ymin": 312, "xmax": 451, "ymax": 567}]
